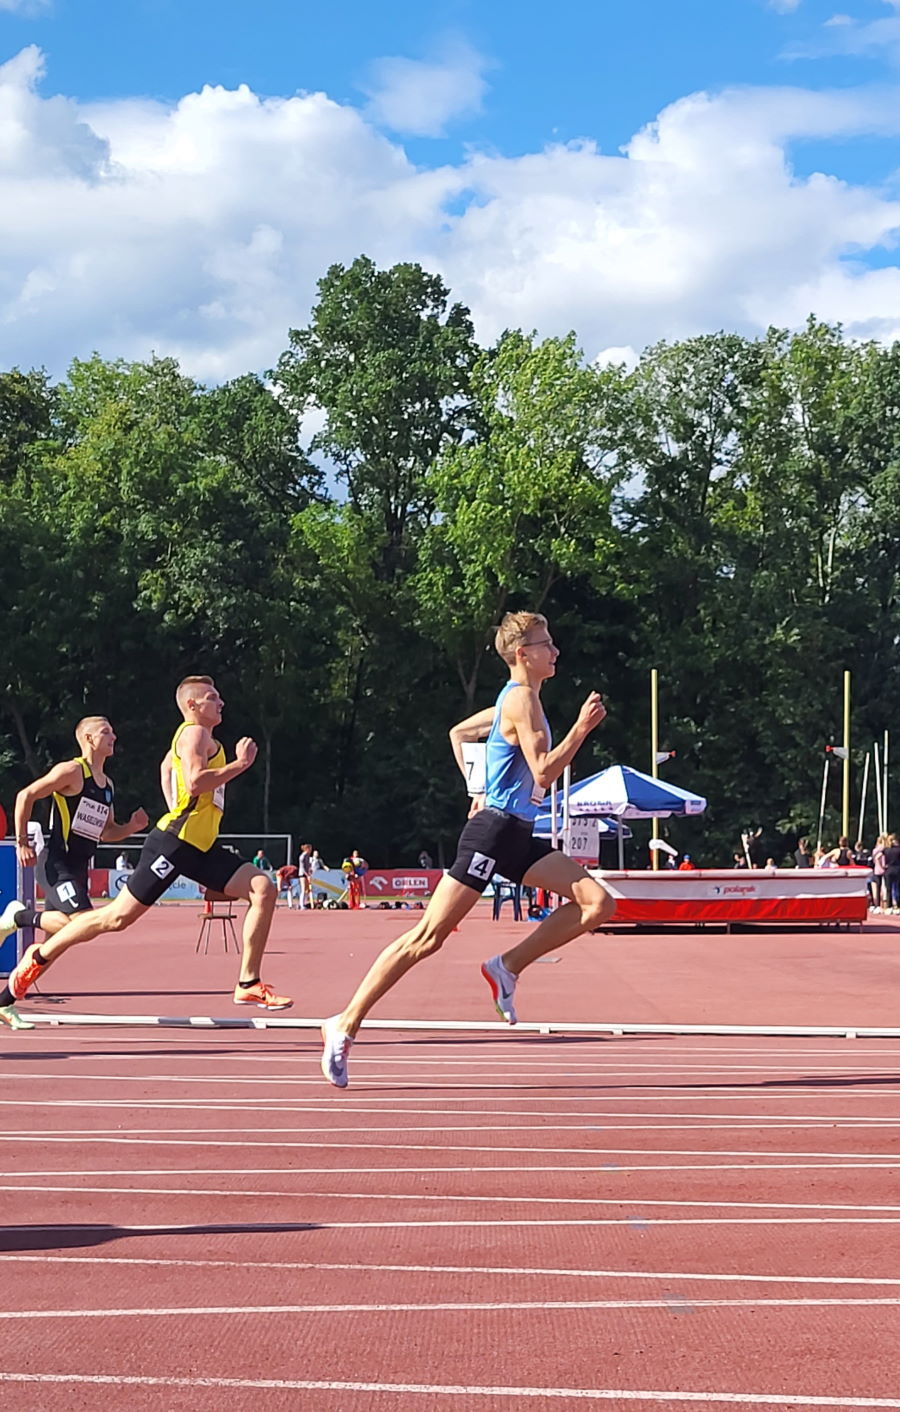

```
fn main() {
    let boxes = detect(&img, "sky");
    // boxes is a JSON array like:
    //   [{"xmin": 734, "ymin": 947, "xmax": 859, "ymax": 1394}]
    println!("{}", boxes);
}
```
[{"xmin": 3, "ymin": 0, "xmax": 900, "ymax": 380}]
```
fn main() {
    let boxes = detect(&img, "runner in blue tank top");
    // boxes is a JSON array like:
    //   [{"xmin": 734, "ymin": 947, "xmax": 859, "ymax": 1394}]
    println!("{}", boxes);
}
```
[{"xmin": 321, "ymin": 611, "xmax": 615, "ymax": 1088}]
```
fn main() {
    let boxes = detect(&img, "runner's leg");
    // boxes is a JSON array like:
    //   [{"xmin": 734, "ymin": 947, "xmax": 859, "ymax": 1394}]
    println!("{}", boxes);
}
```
[
  {"xmin": 337, "ymin": 874, "xmax": 480, "ymax": 1037},
  {"xmin": 222, "ymin": 863, "xmax": 277, "ymax": 985},
  {"xmin": 500, "ymin": 850, "xmax": 614, "ymax": 974}
]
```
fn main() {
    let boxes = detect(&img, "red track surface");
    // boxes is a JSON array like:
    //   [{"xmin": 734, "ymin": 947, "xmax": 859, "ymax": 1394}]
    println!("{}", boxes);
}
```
[{"xmin": 3, "ymin": 904, "xmax": 900, "ymax": 1409}]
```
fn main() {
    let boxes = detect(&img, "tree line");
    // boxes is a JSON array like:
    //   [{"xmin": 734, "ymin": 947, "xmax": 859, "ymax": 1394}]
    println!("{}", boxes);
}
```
[{"xmin": 2, "ymin": 255, "xmax": 898, "ymax": 866}]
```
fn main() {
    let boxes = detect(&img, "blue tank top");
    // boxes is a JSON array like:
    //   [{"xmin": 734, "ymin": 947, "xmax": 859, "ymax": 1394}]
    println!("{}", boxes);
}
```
[{"xmin": 485, "ymin": 682, "xmax": 551, "ymax": 823}]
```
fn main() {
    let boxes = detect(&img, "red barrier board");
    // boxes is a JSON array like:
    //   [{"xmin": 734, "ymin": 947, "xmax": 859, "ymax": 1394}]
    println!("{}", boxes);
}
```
[
  {"xmin": 594, "ymin": 868, "xmax": 869, "ymax": 925},
  {"xmin": 363, "ymin": 869, "xmax": 444, "ymax": 901}
]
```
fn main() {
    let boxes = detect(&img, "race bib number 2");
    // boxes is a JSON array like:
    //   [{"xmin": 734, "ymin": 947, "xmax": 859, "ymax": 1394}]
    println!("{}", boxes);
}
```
[{"xmin": 71, "ymin": 795, "xmax": 110, "ymax": 840}]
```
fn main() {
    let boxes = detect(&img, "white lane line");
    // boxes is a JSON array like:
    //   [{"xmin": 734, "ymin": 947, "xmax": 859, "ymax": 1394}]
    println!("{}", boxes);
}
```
[
  {"xmin": 3, "ymin": 1182, "xmax": 900, "ymax": 1208},
  {"xmin": 10, "ymin": 1111, "xmax": 900, "ymax": 1128},
  {"xmin": 10, "ymin": 1297, "xmax": 900, "ymax": 1318},
  {"xmin": 8, "ymin": 1133, "xmax": 900, "ymax": 1165},
  {"xmin": 7, "ymin": 1256, "xmax": 900, "ymax": 1286},
  {"xmin": 5, "ymin": 1121, "xmax": 900, "ymax": 1142},
  {"xmin": 0, "ymin": 1374, "xmax": 898, "ymax": 1407},
  {"xmin": 7, "ymin": 1184, "xmax": 900, "ymax": 1212},
  {"xmin": 42, "ymin": 1052, "xmax": 900, "ymax": 1072},
  {"xmin": 1, "ymin": 1090, "xmax": 898, "ymax": 1101},
  {"xmin": 5, "ymin": 1072, "xmax": 900, "ymax": 1093},
  {"xmin": 10, "ymin": 1191, "xmax": 898, "ymax": 1214},
  {"xmin": 11, "ymin": 1215, "xmax": 900, "ymax": 1231}
]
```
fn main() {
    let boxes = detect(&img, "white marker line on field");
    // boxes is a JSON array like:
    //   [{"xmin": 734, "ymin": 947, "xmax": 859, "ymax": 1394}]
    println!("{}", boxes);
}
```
[
  {"xmin": 1, "ymin": 1374, "xmax": 899, "ymax": 1407},
  {"xmin": 7, "ymin": 1256, "xmax": 900, "ymax": 1286}
]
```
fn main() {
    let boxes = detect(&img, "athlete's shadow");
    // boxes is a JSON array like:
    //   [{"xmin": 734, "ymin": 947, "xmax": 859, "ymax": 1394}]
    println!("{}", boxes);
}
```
[{"xmin": 0, "ymin": 1221, "xmax": 322, "ymax": 1252}]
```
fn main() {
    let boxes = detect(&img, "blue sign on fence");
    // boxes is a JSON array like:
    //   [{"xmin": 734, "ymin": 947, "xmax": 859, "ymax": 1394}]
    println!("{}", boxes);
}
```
[{"xmin": 0, "ymin": 842, "xmax": 31, "ymax": 977}]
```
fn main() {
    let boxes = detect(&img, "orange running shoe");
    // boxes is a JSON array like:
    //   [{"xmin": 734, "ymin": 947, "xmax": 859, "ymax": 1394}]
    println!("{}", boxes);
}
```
[
  {"xmin": 9, "ymin": 943, "xmax": 47, "ymax": 1002},
  {"xmin": 233, "ymin": 981, "xmax": 293, "ymax": 1010}
]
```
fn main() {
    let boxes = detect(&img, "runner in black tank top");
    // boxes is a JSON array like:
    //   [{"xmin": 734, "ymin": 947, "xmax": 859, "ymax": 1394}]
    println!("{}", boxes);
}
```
[{"xmin": 0, "ymin": 716, "xmax": 148, "ymax": 1028}]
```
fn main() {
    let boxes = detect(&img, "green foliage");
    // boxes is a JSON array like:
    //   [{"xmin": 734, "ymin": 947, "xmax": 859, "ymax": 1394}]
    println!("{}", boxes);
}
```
[{"xmin": 2, "ymin": 265, "xmax": 899, "ymax": 865}]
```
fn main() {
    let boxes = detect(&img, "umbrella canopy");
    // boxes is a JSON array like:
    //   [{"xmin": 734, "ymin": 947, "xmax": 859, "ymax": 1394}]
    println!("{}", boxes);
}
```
[
  {"xmin": 565, "ymin": 765, "xmax": 707, "ymax": 819},
  {"xmin": 533, "ymin": 808, "xmax": 631, "ymax": 839}
]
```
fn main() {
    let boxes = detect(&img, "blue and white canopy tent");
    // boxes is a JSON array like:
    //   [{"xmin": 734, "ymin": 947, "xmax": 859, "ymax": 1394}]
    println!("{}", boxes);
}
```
[{"xmin": 556, "ymin": 764, "xmax": 707, "ymax": 868}]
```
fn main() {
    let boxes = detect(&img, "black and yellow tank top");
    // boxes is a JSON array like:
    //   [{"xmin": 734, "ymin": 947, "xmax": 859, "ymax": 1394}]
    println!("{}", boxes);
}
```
[
  {"xmin": 156, "ymin": 723, "xmax": 225, "ymax": 852},
  {"xmin": 47, "ymin": 758, "xmax": 114, "ymax": 868}
]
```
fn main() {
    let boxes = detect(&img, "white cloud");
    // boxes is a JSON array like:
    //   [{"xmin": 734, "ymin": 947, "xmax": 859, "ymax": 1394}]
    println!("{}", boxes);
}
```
[
  {"xmin": 0, "ymin": 0, "xmax": 50, "ymax": 12},
  {"xmin": 768, "ymin": 0, "xmax": 802, "ymax": 12},
  {"xmin": 789, "ymin": 1, "xmax": 900, "ymax": 61},
  {"xmin": 3, "ymin": 50, "xmax": 900, "ymax": 382},
  {"xmin": 361, "ymin": 39, "xmax": 490, "ymax": 138}
]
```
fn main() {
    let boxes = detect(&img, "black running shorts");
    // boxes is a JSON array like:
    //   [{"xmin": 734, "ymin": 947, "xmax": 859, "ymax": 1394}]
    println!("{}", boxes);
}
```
[
  {"xmin": 447, "ymin": 807, "xmax": 555, "ymax": 894},
  {"xmin": 126, "ymin": 827, "xmax": 245, "ymax": 907},
  {"xmin": 36, "ymin": 853, "xmax": 92, "ymax": 914}
]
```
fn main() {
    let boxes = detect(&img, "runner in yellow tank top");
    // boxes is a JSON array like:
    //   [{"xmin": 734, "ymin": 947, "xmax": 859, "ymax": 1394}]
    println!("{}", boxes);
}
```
[
  {"xmin": 157, "ymin": 722, "xmax": 226, "ymax": 851},
  {"xmin": 7, "ymin": 676, "xmax": 292, "ymax": 1012}
]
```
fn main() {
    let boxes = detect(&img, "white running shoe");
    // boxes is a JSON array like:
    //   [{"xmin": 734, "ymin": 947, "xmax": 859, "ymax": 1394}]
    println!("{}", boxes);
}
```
[
  {"xmin": 0, "ymin": 899, "xmax": 24, "ymax": 942},
  {"xmin": 0, "ymin": 1005, "xmax": 34, "ymax": 1031},
  {"xmin": 481, "ymin": 954, "xmax": 518, "ymax": 1025},
  {"xmin": 320, "ymin": 1016, "xmax": 353, "ymax": 1088}
]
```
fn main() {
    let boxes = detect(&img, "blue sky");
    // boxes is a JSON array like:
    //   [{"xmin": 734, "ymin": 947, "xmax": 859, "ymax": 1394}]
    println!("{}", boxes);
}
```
[{"xmin": 3, "ymin": 0, "xmax": 900, "ymax": 377}]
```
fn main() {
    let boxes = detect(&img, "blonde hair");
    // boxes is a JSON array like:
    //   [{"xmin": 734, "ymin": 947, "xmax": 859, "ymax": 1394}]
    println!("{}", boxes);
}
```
[
  {"xmin": 494, "ymin": 612, "xmax": 548, "ymax": 666},
  {"xmin": 176, "ymin": 675, "xmax": 215, "ymax": 713},
  {"xmin": 74, "ymin": 716, "xmax": 109, "ymax": 749}
]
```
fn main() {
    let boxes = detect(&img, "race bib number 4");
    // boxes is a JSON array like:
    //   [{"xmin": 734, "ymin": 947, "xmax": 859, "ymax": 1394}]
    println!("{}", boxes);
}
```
[
  {"xmin": 213, "ymin": 784, "xmax": 226, "ymax": 812},
  {"xmin": 71, "ymin": 795, "xmax": 111, "ymax": 840}
]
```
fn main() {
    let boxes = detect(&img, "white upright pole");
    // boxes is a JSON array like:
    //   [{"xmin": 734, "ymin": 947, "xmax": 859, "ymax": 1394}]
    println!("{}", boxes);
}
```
[
  {"xmin": 562, "ymin": 765, "xmax": 572, "ymax": 856},
  {"xmin": 816, "ymin": 758, "xmax": 829, "ymax": 851},
  {"xmin": 550, "ymin": 781, "xmax": 558, "ymax": 849},
  {"xmin": 617, "ymin": 818, "xmax": 625, "ymax": 869},
  {"xmin": 858, "ymin": 752, "xmax": 870, "ymax": 845},
  {"xmin": 875, "ymin": 742, "xmax": 884, "ymax": 835}
]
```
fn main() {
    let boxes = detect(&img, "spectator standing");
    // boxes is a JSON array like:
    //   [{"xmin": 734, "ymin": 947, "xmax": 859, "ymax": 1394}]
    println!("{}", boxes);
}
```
[
  {"xmin": 872, "ymin": 834, "xmax": 887, "ymax": 911},
  {"xmin": 298, "ymin": 843, "xmax": 315, "ymax": 910},
  {"xmin": 417, "ymin": 850, "xmax": 434, "ymax": 870},
  {"xmin": 794, "ymin": 838, "xmax": 812, "ymax": 869},
  {"xmin": 252, "ymin": 848, "xmax": 273, "ymax": 873},
  {"xmin": 832, "ymin": 836, "xmax": 854, "ymax": 867},
  {"xmin": 882, "ymin": 834, "xmax": 900, "ymax": 914},
  {"xmin": 342, "ymin": 849, "xmax": 368, "ymax": 909}
]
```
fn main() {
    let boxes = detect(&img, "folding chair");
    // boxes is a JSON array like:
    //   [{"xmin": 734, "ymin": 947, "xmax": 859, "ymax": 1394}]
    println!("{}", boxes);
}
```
[
  {"xmin": 491, "ymin": 878, "xmax": 523, "ymax": 922},
  {"xmin": 196, "ymin": 889, "xmax": 239, "ymax": 954}
]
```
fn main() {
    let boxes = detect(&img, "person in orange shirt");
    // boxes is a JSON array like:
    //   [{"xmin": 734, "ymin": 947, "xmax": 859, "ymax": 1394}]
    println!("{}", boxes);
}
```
[{"xmin": 677, "ymin": 855, "xmax": 697, "ymax": 871}]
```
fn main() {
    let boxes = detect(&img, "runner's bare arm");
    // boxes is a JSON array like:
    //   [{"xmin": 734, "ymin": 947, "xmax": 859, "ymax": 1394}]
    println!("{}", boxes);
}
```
[
  {"xmin": 101, "ymin": 807, "xmax": 150, "ymax": 842},
  {"xmin": 448, "ymin": 707, "xmax": 495, "ymax": 781},
  {"xmin": 503, "ymin": 687, "xmax": 606, "ymax": 790},
  {"xmin": 178, "ymin": 725, "xmax": 258, "ymax": 795},
  {"xmin": 13, "ymin": 760, "xmax": 85, "ymax": 865}
]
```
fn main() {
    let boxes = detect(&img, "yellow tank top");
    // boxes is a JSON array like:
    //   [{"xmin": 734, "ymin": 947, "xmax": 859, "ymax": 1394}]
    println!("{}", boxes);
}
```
[{"xmin": 156, "ymin": 723, "xmax": 226, "ymax": 851}]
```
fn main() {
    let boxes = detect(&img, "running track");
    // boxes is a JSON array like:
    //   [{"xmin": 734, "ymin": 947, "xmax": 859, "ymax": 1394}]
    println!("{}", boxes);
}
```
[{"xmin": 2, "ymin": 906, "xmax": 900, "ymax": 1410}]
